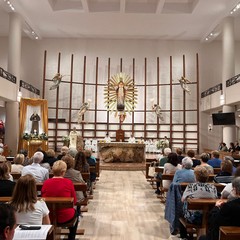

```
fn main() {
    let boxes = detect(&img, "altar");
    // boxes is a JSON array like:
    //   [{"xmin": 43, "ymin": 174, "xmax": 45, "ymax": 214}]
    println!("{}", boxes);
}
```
[{"xmin": 98, "ymin": 142, "xmax": 145, "ymax": 163}]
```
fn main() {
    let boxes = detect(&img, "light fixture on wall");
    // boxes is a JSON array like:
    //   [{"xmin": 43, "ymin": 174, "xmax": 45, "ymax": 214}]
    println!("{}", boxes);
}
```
[
  {"xmin": 17, "ymin": 88, "xmax": 22, "ymax": 102},
  {"xmin": 23, "ymin": 21, "xmax": 40, "ymax": 40},
  {"xmin": 208, "ymin": 123, "xmax": 212, "ymax": 132},
  {"xmin": 230, "ymin": 2, "xmax": 240, "ymax": 15},
  {"xmin": 2, "ymin": 0, "xmax": 15, "ymax": 11},
  {"xmin": 220, "ymin": 94, "xmax": 225, "ymax": 105}
]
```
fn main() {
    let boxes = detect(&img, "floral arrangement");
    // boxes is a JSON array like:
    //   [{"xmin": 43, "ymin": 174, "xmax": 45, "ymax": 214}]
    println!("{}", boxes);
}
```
[
  {"xmin": 156, "ymin": 139, "xmax": 168, "ymax": 150},
  {"xmin": 62, "ymin": 135, "xmax": 70, "ymax": 142},
  {"xmin": 22, "ymin": 132, "xmax": 48, "ymax": 140}
]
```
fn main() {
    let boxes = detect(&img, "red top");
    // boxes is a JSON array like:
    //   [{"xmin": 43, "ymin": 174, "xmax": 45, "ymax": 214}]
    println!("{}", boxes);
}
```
[{"xmin": 41, "ymin": 177, "xmax": 76, "ymax": 223}]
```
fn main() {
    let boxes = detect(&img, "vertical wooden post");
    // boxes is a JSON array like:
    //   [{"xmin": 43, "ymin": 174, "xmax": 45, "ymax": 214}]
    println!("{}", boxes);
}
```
[
  {"xmin": 157, "ymin": 57, "xmax": 160, "ymax": 139},
  {"xmin": 68, "ymin": 54, "xmax": 74, "ymax": 134},
  {"xmin": 183, "ymin": 55, "xmax": 186, "ymax": 152},
  {"xmin": 81, "ymin": 56, "xmax": 86, "ymax": 137},
  {"xmin": 42, "ymin": 50, "xmax": 47, "ymax": 99},
  {"xmin": 144, "ymin": 58, "xmax": 147, "ymax": 140},
  {"xmin": 196, "ymin": 53, "xmax": 200, "ymax": 154},
  {"xmin": 107, "ymin": 58, "xmax": 110, "ymax": 134},
  {"xmin": 132, "ymin": 58, "xmax": 135, "ymax": 135},
  {"xmin": 94, "ymin": 57, "xmax": 99, "ymax": 138}
]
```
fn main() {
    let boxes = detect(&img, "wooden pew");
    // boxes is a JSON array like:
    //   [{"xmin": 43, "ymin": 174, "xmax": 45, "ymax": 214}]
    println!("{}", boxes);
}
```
[
  {"xmin": 219, "ymin": 226, "xmax": 240, "ymax": 240},
  {"xmin": 183, "ymin": 198, "xmax": 227, "ymax": 237},
  {"xmin": 11, "ymin": 171, "xmax": 91, "ymax": 182},
  {"xmin": 0, "ymin": 197, "xmax": 85, "ymax": 237}
]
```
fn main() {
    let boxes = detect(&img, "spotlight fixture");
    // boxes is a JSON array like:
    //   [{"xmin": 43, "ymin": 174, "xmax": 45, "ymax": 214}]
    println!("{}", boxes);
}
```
[
  {"xmin": 3, "ymin": 0, "xmax": 15, "ymax": 11},
  {"xmin": 23, "ymin": 21, "xmax": 40, "ymax": 40},
  {"xmin": 230, "ymin": 2, "xmax": 240, "ymax": 15}
]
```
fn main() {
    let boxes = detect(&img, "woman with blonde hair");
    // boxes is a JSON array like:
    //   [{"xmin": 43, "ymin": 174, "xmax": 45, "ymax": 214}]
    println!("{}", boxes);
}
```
[
  {"xmin": 42, "ymin": 160, "xmax": 78, "ymax": 240},
  {"xmin": 11, "ymin": 154, "xmax": 24, "ymax": 173},
  {"xmin": 11, "ymin": 174, "xmax": 50, "ymax": 225}
]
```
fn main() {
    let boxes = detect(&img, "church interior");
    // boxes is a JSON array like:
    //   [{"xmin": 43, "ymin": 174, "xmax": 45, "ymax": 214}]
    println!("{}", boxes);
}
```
[{"xmin": 1, "ymin": 0, "xmax": 240, "ymax": 240}]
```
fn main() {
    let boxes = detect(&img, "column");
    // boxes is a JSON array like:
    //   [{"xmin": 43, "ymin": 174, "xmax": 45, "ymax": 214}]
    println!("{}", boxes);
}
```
[
  {"xmin": 5, "ymin": 13, "xmax": 22, "ymax": 155},
  {"xmin": 222, "ymin": 17, "xmax": 236, "ymax": 146}
]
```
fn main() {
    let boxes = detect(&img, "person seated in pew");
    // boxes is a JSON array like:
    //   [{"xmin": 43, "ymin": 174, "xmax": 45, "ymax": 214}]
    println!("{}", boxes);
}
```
[
  {"xmin": 180, "ymin": 166, "xmax": 218, "ymax": 239},
  {"xmin": 62, "ymin": 154, "xmax": 86, "ymax": 202},
  {"xmin": 43, "ymin": 149, "xmax": 57, "ymax": 167},
  {"xmin": 21, "ymin": 151, "xmax": 49, "ymax": 183},
  {"xmin": 0, "ymin": 203, "xmax": 17, "ymax": 240},
  {"xmin": 176, "ymin": 148, "xmax": 184, "ymax": 164},
  {"xmin": 207, "ymin": 150, "xmax": 222, "ymax": 168},
  {"xmin": 57, "ymin": 146, "xmax": 69, "ymax": 160},
  {"xmin": 199, "ymin": 177, "xmax": 240, "ymax": 240},
  {"xmin": 155, "ymin": 148, "xmax": 172, "ymax": 195},
  {"xmin": 74, "ymin": 151, "xmax": 90, "ymax": 174},
  {"xmin": 214, "ymin": 159, "xmax": 234, "ymax": 184},
  {"xmin": 162, "ymin": 152, "xmax": 182, "ymax": 190},
  {"xmin": 84, "ymin": 150, "xmax": 97, "ymax": 195},
  {"xmin": 159, "ymin": 148, "xmax": 172, "ymax": 166},
  {"xmin": 187, "ymin": 149, "xmax": 201, "ymax": 168},
  {"xmin": 172, "ymin": 157, "xmax": 195, "ymax": 183},
  {"xmin": 11, "ymin": 154, "xmax": 24, "ymax": 173},
  {"xmin": 221, "ymin": 166, "xmax": 240, "ymax": 199},
  {"xmin": 0, "ymin": 162, "xmax": 15, "ymax": 197},
  {"xmin": 199, "ymin": 153, "xmax": 214, "ymax": 174},
  {"xmin": 41, "ymin": 160, "xmax": 79, "ymax": 240},
  {"xmin": 11, "ymin": 174, "xmax": 50, "ymax": 225}
]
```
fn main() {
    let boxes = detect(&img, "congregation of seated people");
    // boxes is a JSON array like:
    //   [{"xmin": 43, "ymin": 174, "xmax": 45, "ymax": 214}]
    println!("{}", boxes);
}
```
[
  {"xmin": 149, "ymin": 146, "xmax": 240, "ymax": 240},
  {"xmin": 0, "ymin": 145, "xmax": 96, "ymax": 240}
]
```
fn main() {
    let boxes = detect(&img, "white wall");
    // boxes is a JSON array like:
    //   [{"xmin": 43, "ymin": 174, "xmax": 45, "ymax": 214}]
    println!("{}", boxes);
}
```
[{"xmin": 1, "ymin": 37, "xmax": 240, "ymax": 152}]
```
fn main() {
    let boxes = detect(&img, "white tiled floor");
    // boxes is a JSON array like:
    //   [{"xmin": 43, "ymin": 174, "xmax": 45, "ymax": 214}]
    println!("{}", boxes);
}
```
[{"xmin": 79, "ymin": 170, "xmax": 179, "ymax": 240}]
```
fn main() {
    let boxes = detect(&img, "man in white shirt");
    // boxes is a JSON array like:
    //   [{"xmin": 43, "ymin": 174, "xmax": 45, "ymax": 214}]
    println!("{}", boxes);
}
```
[
  {"xmin": 104, "ymin": 133, "xmax": 111, "ymax": 143},
  {"xmin": 128, "ymin": 134, "xmax": 136, "ymax": 143},
  {"xmin": 21, "ymin": 151, "xmax": 49, "ymax": 182}
]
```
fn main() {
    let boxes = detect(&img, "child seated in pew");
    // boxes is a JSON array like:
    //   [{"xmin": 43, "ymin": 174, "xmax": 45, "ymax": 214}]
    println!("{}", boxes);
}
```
[
  {"xmin": 180, "ymin": 166, "xmax": 218, "ymax": 239},
  {"xmin": 11, "ymin": 174, "xmax": 50, "ymax": 225},
  {"xmin": 199, "ymin": 177, "xmax": 240, "ymax": 240}
]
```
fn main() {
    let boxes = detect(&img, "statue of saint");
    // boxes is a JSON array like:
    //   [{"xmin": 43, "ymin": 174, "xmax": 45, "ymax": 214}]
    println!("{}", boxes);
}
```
[
  {"xmin": 69, "ymin": 127, "xmax": 78, "ymax": 149},
  {"xmin": 30, "ymin": 111, "xmax": 40, "ymax": 134}
]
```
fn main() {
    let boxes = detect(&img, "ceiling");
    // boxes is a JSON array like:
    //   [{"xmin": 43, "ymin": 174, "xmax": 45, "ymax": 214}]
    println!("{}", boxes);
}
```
[{"xmin": 0, "ymin": 0, "xmax": 240, "ymax": 41}]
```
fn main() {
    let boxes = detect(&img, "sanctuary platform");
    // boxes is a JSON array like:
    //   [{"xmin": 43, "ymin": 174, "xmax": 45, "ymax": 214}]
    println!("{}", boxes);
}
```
[{"xmin": 98, "ymin": 142, "xmax": 145, "ymax": 163}]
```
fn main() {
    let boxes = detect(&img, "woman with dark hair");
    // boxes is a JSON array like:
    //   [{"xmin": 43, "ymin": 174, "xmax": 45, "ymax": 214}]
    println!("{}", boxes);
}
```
[
  {"xmin": 162, "ymin": 152, "xmax": 182, "ymax": 190},
  {"xmin": 228, "ymin": 142, "xmax": 236, "ymax": 153},
  {"xmin": 0, "ymin": 162, "xmax": 15, "ymax": 197},
  {"xmin": 199, "ymin": 153, "xmax": 213, "ymax": 174},
  {"xmin": 0, "ymin": 203, "xmax": 16, "ymax": 240},
  {"xmin": 11, "ymin": 174, "xmax": 50, "ymax": 225},
  {"xmin": 74, "ymin": 151, "xmax": 89, "ymax": 173}
]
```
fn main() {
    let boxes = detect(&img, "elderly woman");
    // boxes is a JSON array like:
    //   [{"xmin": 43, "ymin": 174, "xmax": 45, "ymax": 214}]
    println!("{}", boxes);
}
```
[
  {"xmin": 62, "ymin": 154, "xmax": 86, "ymax": 202},
  {"xmin": 0, "ymin": 162, "xmax": 15, "ymax": 196},
  {"xmin": 180, "ymin": 165, "xmax": 218, "ymax": 239},
  {"xmin": 199, "ymin": 177, "xmax": 240, "ymax": 240},
  {"xmin": 11, "ymin": 154, "xmax": 24, "ymax": 173},
  {"xmin": 41, "ymin": 160, "xmax": 78, "ymax": 240},
  {"xmin": 172, "ymin": 157, "xmax": 195, "ymax": 183}
]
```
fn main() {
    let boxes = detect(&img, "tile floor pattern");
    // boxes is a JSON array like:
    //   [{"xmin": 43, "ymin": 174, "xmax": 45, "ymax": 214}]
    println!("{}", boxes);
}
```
[{"xmin": 79, "ymin": 170, "xmax": 179, "ymax": 240}]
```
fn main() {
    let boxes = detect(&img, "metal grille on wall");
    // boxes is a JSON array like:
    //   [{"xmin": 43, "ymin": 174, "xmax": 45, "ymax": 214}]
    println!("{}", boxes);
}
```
[{"xmin": 42, "ymin": 51, "xmax": 199, "ymax": 153}]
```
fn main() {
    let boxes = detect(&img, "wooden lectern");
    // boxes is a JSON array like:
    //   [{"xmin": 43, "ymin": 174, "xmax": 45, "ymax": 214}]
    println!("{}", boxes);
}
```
[{"xmin": 116, "ymin": 129, "xmax": 124, "ymax": 142}]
